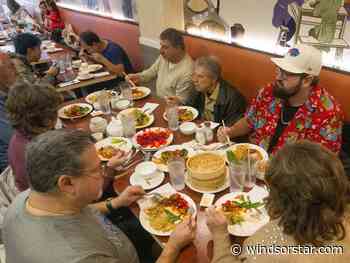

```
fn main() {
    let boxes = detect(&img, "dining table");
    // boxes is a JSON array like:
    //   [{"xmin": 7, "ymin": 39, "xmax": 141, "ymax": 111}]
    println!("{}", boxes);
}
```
[{"xmin": 61, "ymin": 92, "xmax": 251, "ymax": 263}]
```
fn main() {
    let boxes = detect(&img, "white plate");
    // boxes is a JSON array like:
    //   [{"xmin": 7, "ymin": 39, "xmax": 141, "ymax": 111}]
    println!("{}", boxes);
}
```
[
  {"xmin": 133, "ymin": 127, "xmax": 173, "ymax": 151},
  {"xmin": 130, "ymin": 170, "xmax": 165, "ymax": 190},
  {"xmin": 85, "ymin": 90, "xmax": 118, "ymax": 104},
  {"xmin": 58, "ymin": 103, "xmax": 93, "ymax": 120},
  {"xmin": 95, "ymin": 137, "xmax": 133, "ymax": 161},
  {"xmin": 139, "ymin": 192, "xmax": 197, "ymax": 236},
  {"xmin": 117, "ymin": 108, "xmax": 154, "ymax": 129},
  {"xmin": 77, "ymin": 74, "xmax": 94, "ymax": 81},
  {"xmin": 132, "ymin": 86, "xmax": 151, "ymax": 100},
  {"xmin": 163, "ymin": 106, "xmax": 199, "ymax": 122},
  {"xmin": 215, "ymin": 192, "xmax": 270, "ymax": 237},
  {"xmin": 152, "ymin": 145, "xmax": 195, "ymax": 172},
  {"xmin": 184, "ymin": 167, "xmax": 230, "ymax": 194},
  {"xmin": 88, "ymin": 64, "xmax": 103, "ymax": 72},
  {"xmin": 226, "ymin": 143, "xmax": 269, "ymax": 162}
]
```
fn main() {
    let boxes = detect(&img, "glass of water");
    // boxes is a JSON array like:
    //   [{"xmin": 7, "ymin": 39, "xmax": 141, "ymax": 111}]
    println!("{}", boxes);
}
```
[
  {"xmin": 166, "ymin": 105, "xmax": 179, "ymax": 131},
  {"xmin": 119, "ymin": 81, "xmax": 134, "ymax": 107},
  {"xmin": 228, "ymin": 162, "xmax": 246, "ymax": 192},
  {"xmin": 168, "ymin": 156, "xmax": 185, "ymax": 191},
  {"xmin": 97, "ymin": 90, "xmax": 111, "ymax": 115},
  {"xmin": 120, "ymin": 112, "xmax": 136, "ymax": 138}
]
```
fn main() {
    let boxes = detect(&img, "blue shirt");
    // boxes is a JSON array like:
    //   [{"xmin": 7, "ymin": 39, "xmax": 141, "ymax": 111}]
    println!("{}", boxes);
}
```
[
  {"xmin": 102, "ymin": 41, "xmax": 134, "ymax": 73},
  {"xmin": 0, "ymin": 94, "xmax": 13, "ymax": 173}
]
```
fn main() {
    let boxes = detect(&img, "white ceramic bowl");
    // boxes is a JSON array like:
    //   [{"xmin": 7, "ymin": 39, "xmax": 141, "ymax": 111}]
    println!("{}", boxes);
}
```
[
  {"xmin": 180, "ymin": 122, "xmax": 197, "ymax": 135},
  {"xmin": 135, "ymin": 161, "xmax": 157, "ymax": 177},
  {"xmin": 114, "ymin": 99, "xmax": 131, "ymax": 110}
]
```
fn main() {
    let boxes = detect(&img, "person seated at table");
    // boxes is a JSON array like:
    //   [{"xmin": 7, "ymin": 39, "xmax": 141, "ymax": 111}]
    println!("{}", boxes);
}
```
[
  {"xmin": 3, "ymin": 129, "xmax": 196, "ymax": 263},
  {"xmin": 0, "ymin": 52, "xmax": 17, "ymax": 173},
  {"xmin": 206, "ymin": 140, "xmax": 350, "ymax": 263},
  {"xmin": 166, "ymin": 56, "xmax": 246, "ymax": 126},
  {"xmin": 79, "ymin": 30, "xmax": 134, "ymax": 75},
  {"xmin": 218, "ymin": 44, "xmax": 344, "ymax": 154},
  {"xmin": 11, "ymin": 33, "xmax": 59, "ymax": 85},
  {"xmin": 6, "ymin": 82, "xmax": 63, "ymax": 192},
  {"xmin": 127, "ymin": 28, "xmax": 194, "ymax": 102}
]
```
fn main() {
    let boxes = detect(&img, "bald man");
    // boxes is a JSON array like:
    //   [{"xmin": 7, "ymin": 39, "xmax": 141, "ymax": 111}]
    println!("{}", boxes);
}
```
[{"xmin": 0, "ymin": 52, "xmax": 17, "ymax": 172}]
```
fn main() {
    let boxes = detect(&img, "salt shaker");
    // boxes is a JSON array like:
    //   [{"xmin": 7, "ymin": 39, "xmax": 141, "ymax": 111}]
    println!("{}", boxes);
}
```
[
  {"xmin": 203, "ymin": 121, "xmax": 214, "ymax": 143},
  {"xmin": 195, "ymin": 126, "xmax": 206, "ymax": 145}
]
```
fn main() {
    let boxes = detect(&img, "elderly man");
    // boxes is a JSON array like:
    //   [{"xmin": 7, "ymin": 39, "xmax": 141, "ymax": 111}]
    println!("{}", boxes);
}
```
[
  {"xmin": 167, "ymin": 56, "xmax": 246, "ymax": 125},
  {"xmin": 3, "ymin": 129, "xmax": 196, "ymax": 263},
  {"xmin": 79, "ymin": 30, "xmax": 134, "ymax": 75},
  {"xmin": 12, "ymin": 32, "xmax": 58, "ymax": 85},
  {"xmin": 0, "ymin": 52, "xmax": 17, "ymax": 173},
  {"xmin": 218, "ymin": 44, "xmax": 343, "ymax": 154},
  {"xmin": 127, "ymin": 28, "xmax": 194, "ymax": 102}
]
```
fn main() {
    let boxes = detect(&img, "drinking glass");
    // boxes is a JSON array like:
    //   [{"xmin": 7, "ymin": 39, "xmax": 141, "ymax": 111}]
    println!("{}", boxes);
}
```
[
  {"xmin": 168, "ymin": 157, "xmax": 185, "ymax": 191},
  {"xmin": 120, "ymin": 112, "xmax": 136, "ymax": 138},
  {"xmin": 98, "ymin": 90, "xmax": 111, "ymax": 115},
  {"xmin": 245, "ymin": 158, "xmax": 257, "ymax": 189},
  {"xmin": 228, "ymin": 162, "xmax": 246, "ymax": 192},
  {"xmin": 166, "ymin": 105, "xmax": 179, "ymax": 131},
  {"xmin": 119, "ymin": 81, "xmax": 134, "ymax": 107}
]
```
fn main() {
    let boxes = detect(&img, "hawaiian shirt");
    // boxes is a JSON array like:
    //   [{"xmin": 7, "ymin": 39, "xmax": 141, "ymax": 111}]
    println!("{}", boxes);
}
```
[{"xmin": 245, "ymin": 83, "xmax": 344, "ymax": 154}]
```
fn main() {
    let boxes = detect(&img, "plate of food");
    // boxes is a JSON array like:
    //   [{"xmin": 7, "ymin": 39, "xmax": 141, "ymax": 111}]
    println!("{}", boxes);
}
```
[
  {"xmin": 85, "ymin": 90, "xmax": 118, "ymax": 104},
  {"xmin": 95, "ymin": 137, "xmax": 133, "ymax": 161},
  {"xmin": 215, "ymin": 192, "xmax": 269, "ymax": 236},
  {"xmin": 152, "ymin": 145, "xmax": 195, "ymax": 172},
  {"xmin": 117, "ymin": 108, "xmax": 154, "ymax": 129},
  {"xmin": 58, "ymin": 103, "xmax": 93, "ymax": 119},
  {"xmin": 226, "ymin": 143, "xmax": 269, "ymax": 163},
  {"xmin": 139, "ymin": 192, "xmax": 196, "ymax": 236},
  {"xmin": 87, "ymin": 64, "xmax": 103, "ymax": 72},
  {"xmin": 132, "ymin": 87, "xmax": 151, "ymax": 100},
  {"xmin": 163, "ymin": 106, "xmax": 198, "ymax": 122},
  {"xmin": 133, "ymin": 127, "xmax": 173, "ymax": 151}
]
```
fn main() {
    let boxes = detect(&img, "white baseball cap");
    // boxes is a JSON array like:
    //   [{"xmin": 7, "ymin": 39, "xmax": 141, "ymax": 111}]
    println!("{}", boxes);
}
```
[{"xmin": 271, "ymin": 44, "xmax": 322, "ymax": 76}]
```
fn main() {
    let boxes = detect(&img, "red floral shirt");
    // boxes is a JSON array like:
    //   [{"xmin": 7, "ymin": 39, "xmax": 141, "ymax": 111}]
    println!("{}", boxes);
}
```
[{"xmin": 245, "ymin": 84, "xmax": 344, "ymax": 154}]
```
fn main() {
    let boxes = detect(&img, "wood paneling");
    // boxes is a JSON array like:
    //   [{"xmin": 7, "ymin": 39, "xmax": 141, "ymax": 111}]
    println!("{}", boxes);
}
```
[{"xmin": 58, "ymin": 7, "xmax": 143, "ymax": 71}]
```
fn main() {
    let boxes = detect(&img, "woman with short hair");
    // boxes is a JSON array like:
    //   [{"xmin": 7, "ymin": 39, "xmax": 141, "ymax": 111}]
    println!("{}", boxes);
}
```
[{"xmin": 6, "ymin": 82, "xmax": 63, "ymax": 191}]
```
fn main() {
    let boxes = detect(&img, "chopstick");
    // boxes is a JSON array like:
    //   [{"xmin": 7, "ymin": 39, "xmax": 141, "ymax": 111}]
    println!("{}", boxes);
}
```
[
  {"xmin": 122, "ymin": 71, "xmax": 137, "ymax": 87},
  {"xmin": 221, "ymin": 120, "xmax": 232, "ymax": 144}
]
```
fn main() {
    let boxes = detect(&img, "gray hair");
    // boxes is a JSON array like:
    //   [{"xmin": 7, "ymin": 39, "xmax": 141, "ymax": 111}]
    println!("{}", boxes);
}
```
[
  {"xmin": 26, "ymin": 129, "xmax": 95, "ymax": 193},
  {"xmin": 194, "ymin": 56, "xmax": 222, "ymax": 81}
]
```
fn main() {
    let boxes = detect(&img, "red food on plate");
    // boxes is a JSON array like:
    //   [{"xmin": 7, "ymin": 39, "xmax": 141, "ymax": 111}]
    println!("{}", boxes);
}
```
[{"xmin": 136, "ymin": 128, "xmax": 171, "ymax": 148}]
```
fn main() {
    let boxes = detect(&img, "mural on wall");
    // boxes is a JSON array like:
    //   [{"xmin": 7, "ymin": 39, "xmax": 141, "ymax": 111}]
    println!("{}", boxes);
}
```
[{"xmin": 183, "ymin": 0, "xmax": 350, "ymax": 72}]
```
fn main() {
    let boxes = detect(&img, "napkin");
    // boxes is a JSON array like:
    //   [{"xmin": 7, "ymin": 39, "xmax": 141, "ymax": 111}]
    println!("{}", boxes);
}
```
[
  {"xmin": 58, "ymin": 79, "xmax": 80, "ymax": 88},
  {"xmin": 248, "ymin": 185, "xmax": 269, "ymax": 202},
  {"xmin": 93, "ymin": 72, "xmax": 110, "ymax": 78},
  {"xmin": 141, "ymin": 103, "xmax": 159, "ymax": 114}
]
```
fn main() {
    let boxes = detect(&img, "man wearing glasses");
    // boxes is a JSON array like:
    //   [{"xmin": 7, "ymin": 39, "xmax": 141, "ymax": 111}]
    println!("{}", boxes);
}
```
[{"xmin": 218, "ymin": 44, "xmax": 343, "ymax": 154}]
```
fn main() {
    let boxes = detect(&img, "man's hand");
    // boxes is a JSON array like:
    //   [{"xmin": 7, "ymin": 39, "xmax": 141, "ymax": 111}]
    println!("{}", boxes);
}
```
[
  {"xmin": 217, "ymin": 126, "xmax": 232, "ymax": 143},
  {"xmin": 91, "ymin": 53, "xmax": 106, "ymax": 64},
  {"xmin": 126, "ymin": 74, "xmax": 140, "ymax": 85},
  {"xmin": 165, "ymin": 96, "xmax": 182, "ymax": 106},
  {"xmin": 47, "ymin": 66, "xmax": 59, "ymax": 77},
  {"xmin": 206, "ymin": 206, "xmax": 227, "ymax": 233},
  {"xmin": 107, "ymin": 150, "xmax": 129, "ymax": 168},
  {"xmin": 111, "ymin": 186, "xmax": 145, "ymax": 208},
  {"xmin": 166, "ymin": 216, "xmax": 196, "ymax": 253}
]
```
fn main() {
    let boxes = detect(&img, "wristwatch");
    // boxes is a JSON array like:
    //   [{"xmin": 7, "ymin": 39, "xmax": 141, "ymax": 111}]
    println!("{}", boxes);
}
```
[{"xmin": 105, "ymin": 197, "xmax": 114, "ymax": 213}]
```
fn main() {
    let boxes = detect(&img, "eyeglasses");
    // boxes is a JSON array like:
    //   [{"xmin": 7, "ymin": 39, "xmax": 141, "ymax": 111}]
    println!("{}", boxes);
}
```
[
  {"xmin": 82, "ymin": 163, "xmax": 108, "ymax": 180},
  {"xmin": 275, "ymin": 68, "xmax": 301, "ymax": 80}
]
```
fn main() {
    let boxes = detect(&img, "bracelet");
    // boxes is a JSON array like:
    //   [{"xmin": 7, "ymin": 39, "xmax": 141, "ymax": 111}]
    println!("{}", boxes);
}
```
[{"xmin": 105, "ymin": 198, "xmax": 114, "ymax": 213}]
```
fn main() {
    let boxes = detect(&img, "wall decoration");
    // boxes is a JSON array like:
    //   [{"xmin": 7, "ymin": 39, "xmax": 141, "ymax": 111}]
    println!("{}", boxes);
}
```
[{"xmin": 184, "ymin": 0, "xmax": 350, "ymax": 73}]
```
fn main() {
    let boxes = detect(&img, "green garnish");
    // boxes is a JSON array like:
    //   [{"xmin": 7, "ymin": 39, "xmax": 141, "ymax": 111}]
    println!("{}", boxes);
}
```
[
  {"xmin": 111, "ymin": 138, "xmax": 126, "ymax": 145},
  {"xmin": 233, "ymin": 195, "xmax": 263, "ymax": 209},
  {"xmin": 164, "ymin": 209, "xmax": 181, "ymax": 223},
  {"xmin": 226, "ymin": 150, "xmax": 239, "ymax": 164}
]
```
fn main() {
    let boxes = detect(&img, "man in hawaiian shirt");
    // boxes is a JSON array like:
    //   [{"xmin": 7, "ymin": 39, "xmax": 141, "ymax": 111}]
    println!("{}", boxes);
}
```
[{"xmin": 218, "ymin": 44, "xmax": 343, "ymax": 154}]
